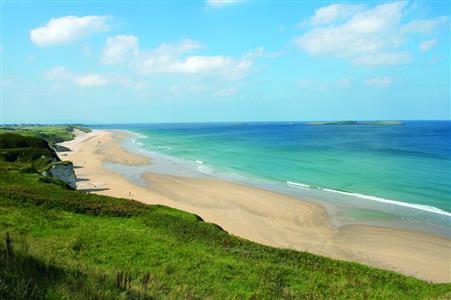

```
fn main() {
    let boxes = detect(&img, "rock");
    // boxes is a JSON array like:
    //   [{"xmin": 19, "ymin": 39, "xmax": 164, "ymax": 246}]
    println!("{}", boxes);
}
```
[
  {"xmin": 52, "ymin": 144, "xmax": 71, "ymax": 152},
  {"xmin": 46, "ymin": 161, "xmax": 77, "ymax": 189}
]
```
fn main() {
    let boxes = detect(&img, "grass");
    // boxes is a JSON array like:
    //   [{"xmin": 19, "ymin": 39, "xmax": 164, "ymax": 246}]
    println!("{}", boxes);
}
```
[
  {"xmin": 0, "ymin": 135, "xmax": 450, "ymax": 299},
  {"xmin": 0, "ymin": 133, "xmax": 65, "ymax": 176},
  {"xmin": 0, "ymin": 125, "xmax": 91, "ymax": 146}
]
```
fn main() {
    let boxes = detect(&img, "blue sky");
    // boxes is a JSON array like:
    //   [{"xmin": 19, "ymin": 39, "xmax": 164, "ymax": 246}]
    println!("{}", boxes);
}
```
[{"xmin": 2, "ymin": 0, "xmax": 450, "ymax": 123}]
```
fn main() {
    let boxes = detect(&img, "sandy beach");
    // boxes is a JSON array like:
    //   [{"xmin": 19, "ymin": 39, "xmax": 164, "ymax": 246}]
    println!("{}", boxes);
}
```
[{"xmin": 59, "ymin": 129, "xmax": 451, "ymax": 283}]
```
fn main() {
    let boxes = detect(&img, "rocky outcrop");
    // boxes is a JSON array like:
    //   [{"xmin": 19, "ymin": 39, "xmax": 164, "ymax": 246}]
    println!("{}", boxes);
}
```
[
  {"xmin": 52, "ymin": 144, "xmax": 71, "ymax": 152},
  {"xmin": 0, "ymin": 133, "xmax": 77, "ymax": 190},
  {"xmin": 44, "ymin": 161, "xmax": 77, "ymax": 190}
]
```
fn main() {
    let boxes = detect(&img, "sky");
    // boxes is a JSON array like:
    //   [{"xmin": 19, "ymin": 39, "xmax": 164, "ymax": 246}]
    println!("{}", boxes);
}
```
[{"xmin": 1, "ymin": 0, "xmax": 450, "ymax": 124}]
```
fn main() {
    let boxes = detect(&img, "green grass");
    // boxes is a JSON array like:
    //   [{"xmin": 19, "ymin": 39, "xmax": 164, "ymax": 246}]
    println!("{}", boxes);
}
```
[
  {"xmin": 0, "ymin": 125, "xmax": 91, "ymax": 145},
  {"xmin": 0, "ymin": 135, "xmax": 450, "ymax": 299},
  {"xmin": 0, "ymin": 133, "xmax": 66, "ymax": 176}
]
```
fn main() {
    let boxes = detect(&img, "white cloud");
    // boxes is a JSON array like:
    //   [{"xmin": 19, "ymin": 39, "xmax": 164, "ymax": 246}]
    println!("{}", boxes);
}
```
[
  {"xmin": 149, "ymin": 39, "xmax": 203, "ymax": 57},
  {"xmin": 401, "ymin": 16, "xmax": 448, "ymax": 35},
  {"xmin": 101, "ymin": 35, "xmax": 139, "ymax": 64},
  {"xmin": 134, "ymin": 39, "xmax": 252, "ymax": 79},
  {"xmin": 75, "ymin": 74, "xmax": 107, "ymax": 87},
  {"xmin": 99, "ymin": 36, "xmax": 255, "ymax": 79},
  {"xmin": 419, "ymin": 39, "xmax": 437, "ymax": 52},
  {"xmin": 365, "ymin": 76, "xmax": 392, "ymax": 88},
  {"xmin": 294, "ymin": 2, "xmax": 446, "ymax": 66},
  {"xmin": 206, "ymin": 0, "xmax": 242, "ymax": 8},
  {"xmin": 43, "ymin": 66, "xmax": 148, "ymax": 90},
  {"xmin": 101, "ymin": 37, "xmax": 248, "ymax": 77},
  {"xmin": 353, "ymin": 52, "xmax": 411, "ymax": 66},
  {"xmin": 30, "ymin": 15, "xmax": 109, "ymax": 47},
  {"xmin": 295, "ymin": 2, "xmax": 405, "ymax": 62},
  {"xmin": 310, "ymin": 3, "xmax": 364, "ymax": 26},
  {"xmin": 169, "ymin": 56, "xmax": 234, "ymax": 74},
  {"xmin": 139, "ymin": 55, "xmax": 251, "ymax": 79}
]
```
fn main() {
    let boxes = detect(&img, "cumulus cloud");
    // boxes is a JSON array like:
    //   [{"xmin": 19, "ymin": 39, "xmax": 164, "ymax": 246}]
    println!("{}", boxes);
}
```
[
  {"xmin": 365, "ymin": 76, "xmax": 392, "ymax": 88},
  {"xmin": 101, "ymin": 37, "xmax": 249, "ymax": 77},
  {"xmin": 206, "ymin": 0, "xmax": 242, "ymax": 8},
  {"xmin": 121, "ymin": 39, "xmax": 254, "ymax": 79},
  {"xmin": 419, "ymin": 39, "xmax": 437, "ymax": 52},
  {"xmin": 101, "ymin": 35, "xmax": 139, "ymax": 64},
  {"xmin": 401, "ymin": 16, "xmax": 448, "ymax": 35},
  {"xmin": 138, "ymin": 54, "xmax": 251, "ymax": 79},
  {"xmin": 75, "ymin": 74, "xmax": 107, "ymax": 87},
  {"xmin": 170, "ymin": 56, "xmax": 239, "ymax": 74},
  {"xmin": 310, "ymin": 3, "xmax": 364, "ymax": 26},
  {"xmin": 295, "ymin": 2, "xmax": 448, "ymax": 66},
  {"xmin": 295, "ymin": 2, "xmax": 406, "ymax": 65},
  {"xmin": 30, "ymin": 15, "xmax": 109, "ymax": 47}
]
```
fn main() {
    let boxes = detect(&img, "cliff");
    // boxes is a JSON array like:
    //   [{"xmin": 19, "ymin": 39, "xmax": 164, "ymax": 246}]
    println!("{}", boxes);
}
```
[{"xmin": 0, "ymin": 133, "xmax": 77, "ymax": 189}]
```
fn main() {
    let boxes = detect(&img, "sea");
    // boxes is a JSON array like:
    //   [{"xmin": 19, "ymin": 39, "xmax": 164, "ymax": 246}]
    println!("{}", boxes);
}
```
[{"xmin": 92, "ymin": 121, "xmax": 450, "ymax": 237}]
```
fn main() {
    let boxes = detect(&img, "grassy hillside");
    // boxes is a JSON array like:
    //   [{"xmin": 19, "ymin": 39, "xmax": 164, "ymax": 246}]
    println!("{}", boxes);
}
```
[
  {"xmin": 0, "ymin": 134, "xmax": 449, "ymax": 299},
  {"xmin": 0, "ymin": 125, "xmax": 91, "ymax": 146}
]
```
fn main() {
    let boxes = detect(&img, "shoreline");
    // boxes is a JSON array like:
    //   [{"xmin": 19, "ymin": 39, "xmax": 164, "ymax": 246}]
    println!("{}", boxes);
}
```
[
  {"xmin": 59, "ymin": 129, "xmax": 451, "ymax": 283},
  {"xmin": 112, "ymin": 129, "xmax": 451, "ymax": 239}
]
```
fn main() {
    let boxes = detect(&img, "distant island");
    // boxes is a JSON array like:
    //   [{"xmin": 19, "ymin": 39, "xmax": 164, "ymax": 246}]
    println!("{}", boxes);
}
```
[{"xmin": 306, "ymin": 121, "xmax": 403, "ymax": 126}]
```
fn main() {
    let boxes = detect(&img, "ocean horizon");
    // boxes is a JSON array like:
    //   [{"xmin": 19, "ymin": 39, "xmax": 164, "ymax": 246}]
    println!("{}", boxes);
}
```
[{"xmin": 92, "ymin": 120, "xmax": 451, "ymax": 237}]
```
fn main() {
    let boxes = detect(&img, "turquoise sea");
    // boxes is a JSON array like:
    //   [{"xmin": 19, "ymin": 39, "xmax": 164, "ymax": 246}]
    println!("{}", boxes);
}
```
[{"xmin": 94, "ymin": 121, "xmax": 450, "ymax": 237}]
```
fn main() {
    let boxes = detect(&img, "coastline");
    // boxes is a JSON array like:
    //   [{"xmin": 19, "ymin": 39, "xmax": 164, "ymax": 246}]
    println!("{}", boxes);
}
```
[{"xmin": 59, "ymin": 129, "xmax": 451, "ymax": 283}]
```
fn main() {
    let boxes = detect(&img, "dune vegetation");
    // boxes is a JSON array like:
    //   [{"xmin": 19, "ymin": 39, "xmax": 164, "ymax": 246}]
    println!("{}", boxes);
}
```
[{"xmin": 0, "ymin": 129, "xmax": 449, "ymax": 299}]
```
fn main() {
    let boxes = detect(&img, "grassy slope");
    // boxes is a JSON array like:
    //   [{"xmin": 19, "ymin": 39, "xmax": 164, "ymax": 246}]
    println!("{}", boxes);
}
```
[
  {"xmin": 0, "ymin": 125, "xmax": 91, "ymax": 145},
  {"xmin": 0, "ymin": 133, "xmax": 449, "ymax": 299}
]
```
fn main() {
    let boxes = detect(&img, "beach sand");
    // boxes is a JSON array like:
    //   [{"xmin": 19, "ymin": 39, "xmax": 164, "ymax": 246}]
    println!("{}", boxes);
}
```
[{"xmin": 58, "ymin": 129, "xmax": 451, "ymax": 283}]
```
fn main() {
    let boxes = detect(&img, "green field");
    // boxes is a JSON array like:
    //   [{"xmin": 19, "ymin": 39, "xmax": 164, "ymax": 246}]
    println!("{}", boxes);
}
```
[{"xmin": 0, "ymin": 130, "xmax": 449, "ymax": 299}]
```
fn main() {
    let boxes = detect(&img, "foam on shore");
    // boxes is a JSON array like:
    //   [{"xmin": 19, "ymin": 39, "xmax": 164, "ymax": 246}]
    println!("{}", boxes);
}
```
[
  {"xmin": 321, "ymin": 188, "xmax": 451, "ymax": 217},
  {"xmin": 285, "ymin": 180, "xmax": 451, "ymax": 217}
]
